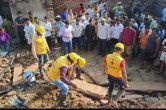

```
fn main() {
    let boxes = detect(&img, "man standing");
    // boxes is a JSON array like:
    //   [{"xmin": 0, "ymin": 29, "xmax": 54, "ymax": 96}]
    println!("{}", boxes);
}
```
[
  {"xmin": 24, "ymin": 18, "xmax": 35, "ymax": 50},
  {"xmin": 103, "ymin": 43, "xmax": 129, "ymax": 108},
  {"xmin": 60, "ymin": 8, "xmax": 69, "ymax": 22},
  {"xmin": 15, "ymin": 11, "xmax": 26, "ymax": 47},
  {"xmin": 42, "ymin": 16, "xmax": 52, "ymax": 51},
  {"xmin": 84, "ymin": 19, "xmax": 96, "ymax": 51},
  {"xmin": 98, "ymin": 18, "xmax": 109, "ymax": 57},
  {"xmin": 59, "ymin": 21, "xmax": 74, "ymax": 55},
  {"xmin": 55, "ymin": 15, "xmax": 65, "ymax": 47},
  {"xmin": 119, "ymin": 21, "xmax": 136, "ymax": 67},
  {"xmin": 72, "ymin": 18, "xmax": 84, "ymax": 52},
  {"xmin": 111, "ymin": 18, "xmax": 124, "ymax": 48}
]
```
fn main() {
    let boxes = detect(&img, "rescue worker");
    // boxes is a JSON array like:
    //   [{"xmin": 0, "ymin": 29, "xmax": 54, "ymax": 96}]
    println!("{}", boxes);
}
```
[
  {"xmin": 32, "ymin": 26, "xmax": 50, "ymax": 79},
  {"xmin": 103, "ymin": 43, "xmax": 129, "ymax": 108},
  {"xmin": 47, "ymin": 53, "xmax": 79, "ymax": 106}
]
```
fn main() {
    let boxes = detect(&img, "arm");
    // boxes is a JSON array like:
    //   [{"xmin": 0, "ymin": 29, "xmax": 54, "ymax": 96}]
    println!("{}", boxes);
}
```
[
  {"xmin": 103, "ymin": 56, "xmax": 107, "ymax": 75},
  {"xmin": 60, "ymin": 66, "xmax": 74, "ymax": 86},
  {"xmin": 31, "ymin": 35, "xmax": 38, "ymax": 60},
  {"xmin": 49, "ymin": 22, "xmax": 52, "ymax": 31},
  {"xmin": 154, "ymin": 38, "xmax": 161, "ymax": 56},
  {"xmin": 132, "ymin": 30, "xmax": 136, "ymax": 47},
  {"xmin": 43, "ymin": 36, "xmax": 50, "ymax": 52},
  {"xmin": 15, "ymin": 22, "xmax": 24, "ymax": 27}
]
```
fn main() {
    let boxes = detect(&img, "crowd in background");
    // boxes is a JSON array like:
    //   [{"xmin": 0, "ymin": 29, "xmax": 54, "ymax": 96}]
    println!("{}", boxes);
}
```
[{"xmin": 0, "ymin": 0, "xmax": 166, "ymax": 77}]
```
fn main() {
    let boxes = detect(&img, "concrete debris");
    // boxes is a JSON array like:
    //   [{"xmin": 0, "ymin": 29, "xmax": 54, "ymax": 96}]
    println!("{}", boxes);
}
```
[
  {"xmin": 72, "ymin": 79, "xmax": 108, "ymax": 99},
  {"xmin": 99, "ymin": 99, "xmax": 109, "ymax": 105}
]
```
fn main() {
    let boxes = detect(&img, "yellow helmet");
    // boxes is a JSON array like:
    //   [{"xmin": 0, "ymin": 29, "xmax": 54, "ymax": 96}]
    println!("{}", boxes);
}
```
[
  {"xmin": 36, "ymin": 26, "xmax": 45, "ymax": 35},
  {"xmin": 68, "ymin": 53, "xmax": 80, "ymax": 63},
  {"xmin": 78, "ymin": 57, "xmax": 86, "ymax": 68},
  {"xmin": 114, "ymin": 43, "xmax": 124, "ymax": 52}
]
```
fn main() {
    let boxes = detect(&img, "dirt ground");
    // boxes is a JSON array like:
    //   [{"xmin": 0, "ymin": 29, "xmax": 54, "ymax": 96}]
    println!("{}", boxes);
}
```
[{"xmin": 0, "ymin": 48, "xmax": 166, "ymax": 109}]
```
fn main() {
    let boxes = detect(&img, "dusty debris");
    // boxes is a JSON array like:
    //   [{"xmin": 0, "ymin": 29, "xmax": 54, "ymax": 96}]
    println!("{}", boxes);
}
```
[{"xmin": 72, "ymin": 79, "xmax": 108, "ymax": 99}]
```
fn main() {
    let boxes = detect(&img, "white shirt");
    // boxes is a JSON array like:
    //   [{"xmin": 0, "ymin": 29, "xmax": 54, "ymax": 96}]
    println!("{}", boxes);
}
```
[
  {"xmin": 98, "ymin": 23, "xmax": 109, "ymax": 39},
  {"xmin": 72, "ymin": 23, "xmax": 84, "ymax": 37},
  {"xmin": 107, "ymin": 25, "xmax": 115, "ymax": 40},
  {"xmin": 113, "ymin": 23, "xmax": 124, "ymax": 39},
  {"xmin": 80, "ymin": 20, "xmax": 89, "ymax": 29},
  {"xmin": 42, "ymin": 21, "xmax": 52, "ymax": 37},
  {"xmin": 133, "ymin": 22, "xmax": 138, "ymax": 28},
  {"xmin": 24, "ymin": 22, "xmax": 35, "ymax": 44},
  {"xmin": 99, "ymin": 17, "xmax": 111, "ymax": 24},
  {"xmin": 59, "ymin": 25, "xmax": 75, "ymax": 42},
  {"xmin": 162, "ymin": 38, "xmax": 166, "ymax": 55},
  {"xmin": 86, "ymin": 8, "xmax": 94, "ymax": 18},
  {"xmin": 0, "ymin": 15, "xmax": 3, "ymax": 28}
]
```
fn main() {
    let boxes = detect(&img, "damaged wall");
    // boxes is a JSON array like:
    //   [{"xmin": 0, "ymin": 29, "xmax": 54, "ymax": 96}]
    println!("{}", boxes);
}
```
[{"xmin": 9, "ymin": 0, "xmax": 47, "ymax": 22}]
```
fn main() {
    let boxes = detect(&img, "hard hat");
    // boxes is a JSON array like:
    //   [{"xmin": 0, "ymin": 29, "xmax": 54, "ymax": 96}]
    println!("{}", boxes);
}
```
[
  {"xmin": 78, "ymin": 57, "xmax": 86, "ymax": 68},
  {"xmin": 55, "ymin": 15, "xmax": 61, "ymax": 18},
  {"xmin": 114, "ymin": 43, "xmax": 124, "ymax": 52},
  {"xmin": 36, "ymin": 26, "xmax": 45, "ymax": 35},
  {"xmin": 117, "ymin": 2, "xmax": 122, "ymax": 5},
  {"xmin": 68, "ymin": 53, "xmax": 80, "ymax": 63},
  {"xmin": 101, "ymin": 18, "xmax": 106, "ymax": 22}
]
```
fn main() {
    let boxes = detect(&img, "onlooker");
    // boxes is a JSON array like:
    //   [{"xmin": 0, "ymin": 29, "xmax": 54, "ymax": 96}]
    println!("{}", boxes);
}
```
[
  {"xmin": 161, "ymin": 7, "xmax": 166, "ymax": 28},
  {"xmin": 24, "ymin": 18, "xmax": 35, "ymax": 51},
  {"xmin": 157, "ymin": 24, "xmax": 165, "ymax": 41},
  {"xmin": 15, "ymin": 11, "xmax": 26, "ymax": 46},
  {"xmin": 55, "ymin": 15, "xmax": 65, "ymax": 47},
  {"xmin": 59, "ymin": 21, "xmax": 74, "ymax": 55},
  {"xmin": 125, "ymin": 2, "xmax": 133, "ymax": 19},
  {"xmin": 111, "ymin": 18, "xmax": 124, "ymax": 48},
  {"xmin": 34, "ymin": 17, "xmax": 41, "ymax": 29},
  {"xmin": 94, "ymin": 18, "xmax": 99, "ymax": 49},
  {"xmin": 133, "ymin": 4, "xmax": 141, "ymax": 17},
  {"xmin": 150, "ymin": 16, "xmax": 158, "ymax": 29},
  {"xmin": 28, "ymin": 11, "xmax": 35, "ymax": 24},
  {"xmin": 77, "ymin": 3, "xmax": 85, "ymax": 15},
  {"xmin": 99, "ymin": 12, "xmax": 111, "ymax": 24},
  {"xmin": 67, "ymin": 9, "xmax": 75, "ymax": 24},
  {"xmin": 113, "ymin": 2, "xmax": 123, "ymax": 17},
  {"xmin": 32, "ymin": 26, "xmax": 50, "ymax": 79},
  {"xmin": 72, "ymin": 18, "xmax": 84, "ymax": 52},
  {"xmin": 98, "ymin": 18, "xmax": 109, "ymax": 57},
  {"xmin": 158, "ymin": 37, "xmax": 166, "ymax": 75},
  {"xmin": 84, "ymin": 19, "xmax": 96, "ymax": 51},
  {"xmin": 85, "ymin": 5, "xmax": 94, "ymax": 18},
  {"xmin": 60, "ymin": 8, "xmax": 69, "ymax": 21},
  {"xmin": 42, "ymin": 16, "xmax": 52, "ymax": 50},
  {"xmin": 139, "ymin": 26, "xmax": 151, "ymax": 62},
  {"xmin": 85, "ymin": 13, "xmax": 91, "ymax": 23},
  {"xmin": 106, "ymin": 21, "xmax": 115, "ymax": 54},
  {"xmin": 0, "ymin": 14, "xmax": 3, "ymax": 28},
  {"xmin": 143, "ymin": 28, "xmax": 160, "ymax": 72},
  {"xmin": 120, "ymin": 21, "xmax": 136, "ymax": 67},
  {"xmin": 0, "ymin": 28, "xmax": 10, "ymax": 52},
  {"xmin": 93, "ymin": 3, "xmax": 100, "ymax": 18},
  {"xmin": 100, "ymin": 4, "xmax": 107, "ymax": 17}
]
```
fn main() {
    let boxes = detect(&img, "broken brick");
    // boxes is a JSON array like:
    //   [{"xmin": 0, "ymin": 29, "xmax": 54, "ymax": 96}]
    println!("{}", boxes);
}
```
[
  {"xmin": 13, "ymin": 64, "xmax": 23, "ymax": 85},
  {"xmin": 24, "ymin": 63, "xmax": 38, "ymax": 72},
  {"xmin": 99, "ymin": 99, "xmax": 109, "ymax": 105}
]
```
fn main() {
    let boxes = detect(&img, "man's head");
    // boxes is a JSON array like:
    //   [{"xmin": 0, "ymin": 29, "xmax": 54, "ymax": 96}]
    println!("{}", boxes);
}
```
[
  {"xmin": 65, "ymin": 21, "xmax": 69, "ymax": 28},
  {"xmin": 17, "ymin": 11, "xmax": 23, "ymax": 17},
  {"xmin": 76, "ymin": 18, "xmax": 80, "ymax": 25},
  {"xmin": 77, "ymin": 57, "xmax": 86, "ymax": 68},
  {"xmin": 117, "ymin": 2, "xmax": 122, "ymax": 6},
  {"xmin": 85, "ymin": 13, "xmax": 90, "ymax": 19},
  {"xmin": 152, "ymin": 28, "xmax": 158, "ymax": 36},
  {"xmin": 64, "ymin": 8, "xmax": 68, "ymax": 13},
  {"xmin": 101, "ymin": 18, "xmax": 106, "ymax": 25},
  {"xmin": 55, "ymin": 15, "xmax": 61, "ymax": 22},
  {"xmin": 24, "ymin": 18, "xmax": 30, "ymax": 25},
  {"xmin": 116, "ymin": 18, "xmax": 120, "ymax": 24},
  {"xmin": 44, "ymin": 16, "xmax": 48, "ymax": 23},
  {"xmin": 114, "ymin": 43, "xmax": 124, "ymax": 54},
  {"xmin": 145, "ymin": 25, "xmax": 150, "ymax": 33},
  {"xmin": 103, "ymin": 12, "xmax": 108, "ymax": 18},
  {"xmin": 89, "ymin": 18, "xmax": 93, "ymax": 24},
  {"xmin": 34, "ymin": 17, "xmax": 38, "ymax": 22},
  {"xmin": 28, "ymin": 11, "xmax": 33, "ymax": 17},
  {"xmin": 67, "ymin": 53, "xmax": 80, "ymax": 64},
  {"xmin": 128, "ymin": 2, "xmax": 132, "ymax": 7}
]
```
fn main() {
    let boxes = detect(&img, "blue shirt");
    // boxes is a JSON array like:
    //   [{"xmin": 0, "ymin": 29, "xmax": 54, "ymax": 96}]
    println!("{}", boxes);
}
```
[
  {"xmin": 60, "ymin": 12, "xmax": 68, "ymax": 21},
  {"xmin": 161, "ymin": 8, "xmax": 166, "ymax": 22}
]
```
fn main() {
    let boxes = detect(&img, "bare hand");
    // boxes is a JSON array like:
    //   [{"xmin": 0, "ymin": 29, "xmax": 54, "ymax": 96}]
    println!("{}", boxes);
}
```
[
  {"xmin": 125, "ymin": 83, "xmax": 129, "ymax": 88},
  {"xmin": 72, "ymin": 83, "xmax": 77, "ymax": 89}
]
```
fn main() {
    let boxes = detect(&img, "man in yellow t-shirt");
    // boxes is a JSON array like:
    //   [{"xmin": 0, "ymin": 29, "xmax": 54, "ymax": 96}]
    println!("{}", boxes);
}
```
[{"xmin": 32, "ymin": 26, "xmax": 50, "ymax": 79}]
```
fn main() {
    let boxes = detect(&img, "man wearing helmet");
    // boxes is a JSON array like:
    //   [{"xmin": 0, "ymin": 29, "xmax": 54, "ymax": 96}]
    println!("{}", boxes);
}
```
[
  {"xmin": 32, "ymin": 26, "xmax": 50, "ymax": 79},
  {"xmin": 103, "ymin": 43, "xmax": 129, "ymax": 108},
  {"xmin": 46, "ymin": 52, "xmax": 79, "ymax": 106}
]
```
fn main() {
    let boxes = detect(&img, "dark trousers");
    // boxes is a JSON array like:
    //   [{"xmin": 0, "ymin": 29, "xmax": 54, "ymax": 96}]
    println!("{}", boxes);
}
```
[
  {"xmin": 110, "ymin": 38, "xmax": 119, "ymax": 48},
  {"xmin": 18, "ymin": 30, "xmax": 26, "ymax": 46},
  {"xmin": 106, "ymin": 40, "xmax": 112, "ymax": 54},
  {"xmin": 72, "ymin": 37, "xmax": 81, "ymax": 51},
  {"xmin": 108, "ymin": 75, "xmax": 125, "ymax": 101},
  {"xmin": 46, "ymin": 36, "xmax": 52, "ymax": 50},
  {"xmin": 98, "ymin": 38, "xmax": 106, "ymax": 56},
  {"xmin": 85, "ymin": 39, "xmax": 93, "ymax": 51},
  {"xmin": 63, "ymin": 41, "xmax": 72, "ymax": 55}
]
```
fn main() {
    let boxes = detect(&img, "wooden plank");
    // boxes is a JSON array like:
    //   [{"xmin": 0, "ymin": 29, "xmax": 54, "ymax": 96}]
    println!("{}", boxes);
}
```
[
  {"xmin": 13, "ymin": 64, "xmax": 23, "ymax": 85},
  {"xmin": 120, "ymin": 94, "xmax": 143, "ymax": 101},
  {"xmin": 126, "ymin": 82, "xmax": 166, "ymax": 92},
  {"xmin": 148, "ymin": 98, "xmax": 166, "ymax": 108},
  {"xmin": 72, "ymin": 79, "xmax": 108, "ymax": 99},
  {"xmin": 24, "ymin": 63, "xmax": 38, "ymax": 72}
]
